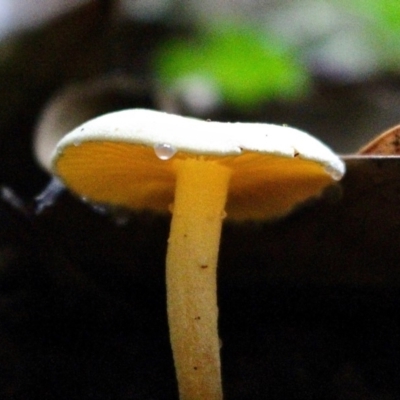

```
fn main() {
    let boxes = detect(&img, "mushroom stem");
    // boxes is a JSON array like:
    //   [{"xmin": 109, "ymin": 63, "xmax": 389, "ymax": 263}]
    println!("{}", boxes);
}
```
[{"xmin": 166, "ymin": 158, "xmax": 231, "ymax": 400}]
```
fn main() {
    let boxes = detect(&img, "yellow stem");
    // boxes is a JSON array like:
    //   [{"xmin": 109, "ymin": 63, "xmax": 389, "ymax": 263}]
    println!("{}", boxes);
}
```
[{"xmin": 166, "ymin": 158, "xmax": 231, "ymax": 400}]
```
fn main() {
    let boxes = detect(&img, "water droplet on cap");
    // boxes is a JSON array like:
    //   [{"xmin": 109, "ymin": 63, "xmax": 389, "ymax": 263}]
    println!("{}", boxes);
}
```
[{"xmin": 154, "ymin": 143, "xmax": 177, "ymax": 160}]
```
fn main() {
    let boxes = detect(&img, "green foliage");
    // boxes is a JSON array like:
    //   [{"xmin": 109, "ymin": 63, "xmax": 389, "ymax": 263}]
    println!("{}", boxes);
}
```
[
  {"xmin": 339, "ymin": 0, "xmax": 400, "ymax": 66},
  {"xmin": 154, "ymin": 23, "xmax": 311, "ymax": 109}
]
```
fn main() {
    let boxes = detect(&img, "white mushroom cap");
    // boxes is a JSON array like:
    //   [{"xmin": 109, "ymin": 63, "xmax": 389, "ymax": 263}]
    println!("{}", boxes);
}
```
[{"xmin": 51, "ymin": 108, "xmax": 345, "ymax": 220}]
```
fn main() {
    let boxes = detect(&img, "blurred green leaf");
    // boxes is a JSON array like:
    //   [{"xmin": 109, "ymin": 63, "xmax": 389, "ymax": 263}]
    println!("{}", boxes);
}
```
[{"xmin": 154, "ymin": 23, "xmax": 311, "ymax": 109}]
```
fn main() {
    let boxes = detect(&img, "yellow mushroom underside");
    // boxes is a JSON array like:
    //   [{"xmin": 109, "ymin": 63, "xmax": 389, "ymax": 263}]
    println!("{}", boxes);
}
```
[
  {"xmin": 54, "ymin": 141, "xmax": 334, "ymax": 221},
  {"xmin": 53, "ymin": 139, "xmax": 337, "ymax": 400}
]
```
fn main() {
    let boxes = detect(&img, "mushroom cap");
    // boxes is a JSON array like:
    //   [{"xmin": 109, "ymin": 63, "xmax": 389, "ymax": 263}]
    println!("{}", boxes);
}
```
[{"xmin": 51, "ymin": 109, "xmax": 345, "ymax": 220}]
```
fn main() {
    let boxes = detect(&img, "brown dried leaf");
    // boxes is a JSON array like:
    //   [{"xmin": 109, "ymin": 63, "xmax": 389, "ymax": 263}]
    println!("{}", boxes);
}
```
[{"xmin": 358, "ymin": 125, "xmax": 400, "ymax": 155}]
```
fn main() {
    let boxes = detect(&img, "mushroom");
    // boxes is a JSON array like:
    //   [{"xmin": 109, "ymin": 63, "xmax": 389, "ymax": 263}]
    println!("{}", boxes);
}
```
[{"xmin": 50, "ymin": 109, "xmax": 345, "ymax": 399}]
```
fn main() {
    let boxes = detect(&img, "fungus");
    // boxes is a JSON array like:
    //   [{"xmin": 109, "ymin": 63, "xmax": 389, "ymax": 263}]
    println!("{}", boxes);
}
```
[{"xmin": 51, "ymin": 109, "xmax": 345, "ymax": 399}]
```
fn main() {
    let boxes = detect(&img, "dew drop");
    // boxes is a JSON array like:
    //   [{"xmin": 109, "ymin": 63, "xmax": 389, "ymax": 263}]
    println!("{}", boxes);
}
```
[
  {"xmin": 154, "ymin": 143, "xmax": 177, "ymax": 160},
  {"xmin": 324, "ymin": 165, "xmax": 343, "ymax": 181}
]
